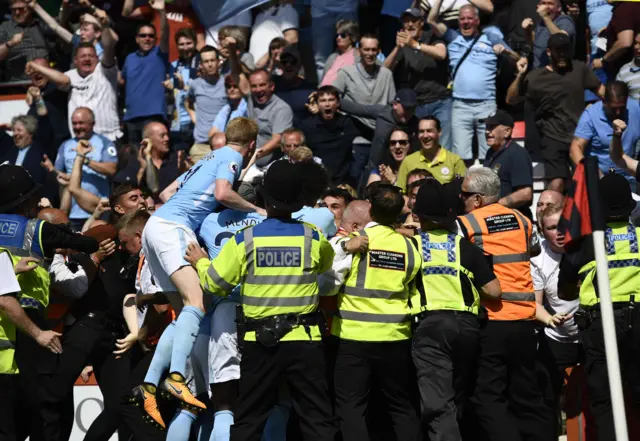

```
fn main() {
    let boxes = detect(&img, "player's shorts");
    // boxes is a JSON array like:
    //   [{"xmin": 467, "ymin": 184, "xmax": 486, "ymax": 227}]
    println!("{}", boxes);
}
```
[
  {"xmin": 141, "ymin": 216, "xmax": 199, "ymax": 292},
  {"xmin": 208, "ymin": 300, "xmax": 241, "ymax": 384}
]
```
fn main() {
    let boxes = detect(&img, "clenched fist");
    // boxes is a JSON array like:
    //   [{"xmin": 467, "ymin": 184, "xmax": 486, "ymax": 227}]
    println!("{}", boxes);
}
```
[{"xmin": 613, "ymin": 119, "xmax": 627, "ymax": 137}]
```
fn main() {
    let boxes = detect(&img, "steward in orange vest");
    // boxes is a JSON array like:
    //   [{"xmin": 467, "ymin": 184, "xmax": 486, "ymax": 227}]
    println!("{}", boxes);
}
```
[{"xmin": 457, "ymin": 167, "xmax": 554, "ymax": 441}]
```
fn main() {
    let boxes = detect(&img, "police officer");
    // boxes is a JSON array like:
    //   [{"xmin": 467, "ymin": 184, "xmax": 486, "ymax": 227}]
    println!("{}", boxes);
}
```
[
  {"xmin": 411, "ymin": 179, "xmax": 501, "ymax": 439},
  {"xmin": 558, "ymin": 172, "xmax": 640, "ymax": 441},
  {"xmin": 319, "ymin": 183, "xmax": 422, "ymax": 441},
  {"xmin": 184, "ymin": 160, "xmax": 337, "ymax": 441},
  {"xmin": 0, "ymin": 164, "xmax": 98, "ymax": 441},
  {"xmin": 457, "ymin": 166, "xmax": 554, "ymax": 441}
]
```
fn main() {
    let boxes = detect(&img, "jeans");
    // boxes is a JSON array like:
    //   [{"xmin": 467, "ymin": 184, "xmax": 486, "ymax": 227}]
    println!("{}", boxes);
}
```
[
  {"xmin": 451, "ymin": 99, "xmax": 496, "ymax": 161},
  {"xmin": 416, "ymin": 97, "xmax": 453, "ymax": 151},
  {"xmin": 312, "ymin": 10, "xmax": 358, "ymax": 80}
]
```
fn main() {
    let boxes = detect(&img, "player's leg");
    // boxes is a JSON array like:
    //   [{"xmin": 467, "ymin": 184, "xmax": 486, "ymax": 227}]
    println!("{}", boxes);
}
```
[{"xmin": 208, "ymin": 300, "xmax": 241, "ymax": 441}]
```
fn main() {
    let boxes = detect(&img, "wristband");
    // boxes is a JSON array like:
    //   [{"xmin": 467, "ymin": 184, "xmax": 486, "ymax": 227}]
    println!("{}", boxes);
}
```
[
  {"xmin": 340, "ymin": 240, "xmax": 348, "ymax": 253},
  {"xmin": 35, "ymin": 98, "xmax": 46, "ymax": 111},
  {"xmin": 84, "ymin": 156, "xmax": 91, "ymax": 166}
]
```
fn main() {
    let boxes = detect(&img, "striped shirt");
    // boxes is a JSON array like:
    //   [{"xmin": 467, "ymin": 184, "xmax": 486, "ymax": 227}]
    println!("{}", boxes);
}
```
[
  {"xmin": 616, "ymin": 61, "xmax": 640, "ymax": 101},
  {"xmin": 64, "ymin": 63, "xmax": 122, "ymax": 141},
  {"xmin": 0, "ymin": 19, "xmax": 51, "ymax": 81}
]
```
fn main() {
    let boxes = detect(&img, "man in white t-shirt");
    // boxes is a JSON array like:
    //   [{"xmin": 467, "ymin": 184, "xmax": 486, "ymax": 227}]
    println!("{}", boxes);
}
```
[
  {"xmin": 24, "ymin": 12, "xmax": 121, "ymax": 142},
  {"xmin": 530, "ymin": 203, "xmax": 581, "ymax": 436},
  {"xmin": 249, "ymin": 2, "xmax": 299, "ymax": 66}
]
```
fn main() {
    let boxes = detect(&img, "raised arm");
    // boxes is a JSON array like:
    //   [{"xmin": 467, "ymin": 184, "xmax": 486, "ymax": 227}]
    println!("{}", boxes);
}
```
[
  {"xmin": 0, "ymin": 33, "xmax": 24, "ymax": 63},
  {"xmin": 28, "ymin": 0, "xmax": 73, "ymax": 44},
  {"xmin": 150, "ymin": 0, "xmax": 169, "ymax": 54},
  {"xmin": 427, "ymin": 0, "xmax": 448, "ymax": 37},
  {"xmin": 505, "ymin": 58, "xmax": 528, "ymax": 105},
  {"xmin": 68, "ymin": 142, "xmax": 101, "ymax": 213},
  {"xmin": 610, "ymin": 119, "xmax": 638, "ymax": 176},
  {"xmin": 25, "ymin": 61, "xmax": 70, "ymax": 89},
  {"xmin": 468, "ymin": 0, "xmax": 494, "ymax": 14},
  {"xmin": 94, "ymin": 9, "xmax": 117, "ymax": 67}
]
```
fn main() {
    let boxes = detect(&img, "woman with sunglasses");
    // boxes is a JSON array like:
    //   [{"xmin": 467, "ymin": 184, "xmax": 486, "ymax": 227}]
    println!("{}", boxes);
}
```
[
  {"xmin": 367, "ymin": 128, "xmax": 411, "ymax": 186},
  {"xmin": 320, "ymin": 20, "xmax": 359, "ymax": 86}
]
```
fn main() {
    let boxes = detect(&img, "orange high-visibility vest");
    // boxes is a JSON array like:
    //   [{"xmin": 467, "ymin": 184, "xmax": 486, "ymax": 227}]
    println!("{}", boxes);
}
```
[{"xmin": 458, "ymin": 203, "xmax": 535, "ymax": 321}]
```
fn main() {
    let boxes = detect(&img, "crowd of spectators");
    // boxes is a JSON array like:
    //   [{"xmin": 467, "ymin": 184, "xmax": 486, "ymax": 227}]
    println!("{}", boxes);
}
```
[
  {"xmin": 1, "ymin": 0, "xmax": 639, "ymax": 225},
  {"xmin": 2, "ymin": 0, "xmax": 640, "ymax": 439}
]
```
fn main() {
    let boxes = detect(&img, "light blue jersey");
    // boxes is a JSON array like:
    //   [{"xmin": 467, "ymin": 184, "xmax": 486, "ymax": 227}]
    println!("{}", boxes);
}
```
[
  {"xmin": 153, "ymin": 146, "xmax": 243, "ymax": 231},
  {"xmin": 292, "ymin": 206, "xmax": 336, "ymax": 239},
  {"xmin": 200, "ymin": 210, "xmax": 265, "ymax": 303}
]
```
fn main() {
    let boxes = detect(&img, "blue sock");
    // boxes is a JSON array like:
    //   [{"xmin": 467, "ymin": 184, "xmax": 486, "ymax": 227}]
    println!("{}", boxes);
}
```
[
  {"xmin": 144, "ymin": 321, "xmax": 176, "ymax": 386},
  {"xmin": 211, "ymin": 410, "xmax": 234, "ymax": 441},
  {"xmin": 170, "ymin": 306, "xmax": 205, "ymax": 376},
  {"xmin": 261, "ymin": 404, "xmax": 290, "ymax": 441},
  {"xmin": 166, "ymin": 409, "xmax": 197, "ymax": 441}
]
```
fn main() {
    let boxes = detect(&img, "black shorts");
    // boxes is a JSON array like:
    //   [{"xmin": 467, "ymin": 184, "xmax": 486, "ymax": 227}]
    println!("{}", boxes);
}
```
[{"xmin": 540, "ymin": 136, "xmax": 571, "ymax": 180}]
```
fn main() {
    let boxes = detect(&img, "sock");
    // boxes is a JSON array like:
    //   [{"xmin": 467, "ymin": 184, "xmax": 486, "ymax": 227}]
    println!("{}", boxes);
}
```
[
  {"xmin": 143, "ymin": 321, "xmax": 176, "ymax": 386},
  {"xmin": 211, "ymin": 410, "xmax": 234, "ymax": 441},
  {"xmin": 261, "ymin": 404, "xmax": 290, "ymax": 441},
  {"xmin": 170, "ymin": 306, "xmax": 205, "ymax": 376},
  {"xmin": 166, "ymin": 409, "xmax": 197, "ymax": 441}
]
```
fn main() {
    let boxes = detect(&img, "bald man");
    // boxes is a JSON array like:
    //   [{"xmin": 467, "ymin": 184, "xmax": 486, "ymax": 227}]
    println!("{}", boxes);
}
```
[
  {"xmin": 337, "ymin": 200, "xmax": 373, "ymax": 238},
  {"xmin": 210, "ymin": 132, "xmax": 227, "ymax": 151},
  {"xmin": 38, "ymin": 208, "xmax": 70, "ymax": 226},
  {"xmin": 535, "ymin": 190, "xmax": 564, "ymax": 229},
  {"xmin": 139, "ymin": 121, "xmax": 181, "ymax": 196},
  {"xmin": 54, "ymin": 106, "xmax": 118, "ymax": 230}
]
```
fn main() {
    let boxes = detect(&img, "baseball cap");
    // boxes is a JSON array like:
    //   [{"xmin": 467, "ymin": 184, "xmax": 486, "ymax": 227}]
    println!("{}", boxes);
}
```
[
  {"xmin": 481, "ymin": 109, "xmax": 514, "ymax": 128},
  {"xmin": 547, "ymin": 33, "xmax": 572, "ymax": 50},
  {"xmin": 413, "ymin": 180, "xmax": 460, "ymax": 224},
  {"xmin": 394, "ymin": 89, "xmax": 418, "ymax": 108},
  {"xmin": 401, "ymin": 8, "xmax": 423, "ymax": 19}
]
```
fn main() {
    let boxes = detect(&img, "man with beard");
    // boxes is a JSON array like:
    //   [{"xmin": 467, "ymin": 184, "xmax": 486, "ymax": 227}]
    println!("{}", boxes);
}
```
[
  {"xmin": 166, "ymin": 28, "xmax": 199, "ymax": 152},
  {"xmin": 385, "ymin": 8, "xmax": 451, "ymax": 149},
  {"xmin": 333, "ymin": 34, "xmax": 396, "ymax": 186},
  {"xmin": 300, "ymin": 85, "xmax": 359, "ymax": 185},
  {"xmin": 187, "ymin": 45, "xmax": 234, "ymax": 164},
  {"xmin": 507, "ymin": 33, "xmax": 604, "ymax": 193},
  {"xmin": 273, "ymin": 46, "xmax": 317, "ymax": 125},
  {"xmin": 24, "ymin": 11, "xmax": 120, "ymax": 142},
  {"xmin": 571, "ymin": 81, "xmax": 640, "ymax": 190}
]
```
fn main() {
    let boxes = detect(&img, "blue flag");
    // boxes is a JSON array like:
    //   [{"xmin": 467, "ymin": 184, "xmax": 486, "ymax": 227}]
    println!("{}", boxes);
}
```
[{"xmin": 190, "ymin": 0, "xmax": 269, "ymax": 28}]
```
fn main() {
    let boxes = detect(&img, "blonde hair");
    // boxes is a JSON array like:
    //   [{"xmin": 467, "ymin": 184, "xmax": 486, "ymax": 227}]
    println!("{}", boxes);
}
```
[
  {"xmin": 225, "ymin": 117, "xmax": 259, "ymax": 147},
  {"xmin": 289, "ymin": 146, "xmax": 313, "ymax": 163},
  {"xmin": 337, "ymin": 184, "xmax": 358, "ymax": 199},
  {"xmin": 218, "ymin": 25, "xmax": 247, "ymax": 52}
]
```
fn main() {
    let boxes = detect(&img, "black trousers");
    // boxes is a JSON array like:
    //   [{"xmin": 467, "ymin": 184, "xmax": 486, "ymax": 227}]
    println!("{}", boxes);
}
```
[
  {"xmin": 39, "ymin": 314, "xmax": 160, "ymax": 441},
  {"xmin": 412, "ymin": 311, "xmax": 479, "ymax": 441},
  {"xmin": 469, "ymin": 320, "xmax": 555, "ymax": 441},
  {"xmin": 537, "ymin": 332, "xmax": 583, "ymax": 437},
  {"xmin": 583, "ymin": 311, "xmax": 640, "ymax": 441},
  {"xmin": 334, "ymin": 339, "xmax": 420, "ymax": 441},
  {"xmin": 14, "ymin": 309, "xmax": 62, "ymax": 441},
  {"xmin": 0, "ymin": 373, "xmax": 31, "ymax": 441},
  {"xmin": 230, "ymin": 340, "xmax": 337, "ymax": 441}
]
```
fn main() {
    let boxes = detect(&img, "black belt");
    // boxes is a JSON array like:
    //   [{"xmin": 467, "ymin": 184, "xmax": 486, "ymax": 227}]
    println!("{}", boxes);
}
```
[
  {"xmin": 245, "ymin": 312, "xmax": 319, "ymax": 332},
  {"xmin": 588, "ymin": 303, "xmax": 635, "ymax": 319}
]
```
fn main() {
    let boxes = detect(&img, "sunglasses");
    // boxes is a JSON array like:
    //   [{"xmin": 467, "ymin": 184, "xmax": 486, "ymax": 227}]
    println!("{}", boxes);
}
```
[
  {"xmin": 336, "ymin": 32, "xmax": 350, "ymax": 39},
  {"xmin": 390, "ymin": 140, "xmax": 409, "ymax": 146},
  {"xmin": 225, "ymin": 83, "xmax": 239, "ymax": 89},
  {"xmin": 284, "ymin": 143, "xmax": 301, "ymax": 148},
  {"xmin": 137, "ymin": 33, "xmax": 156, "ymax": 39},
  {"xmin": 11, "ymin": 6, "xmax": 27, "ymax": 12}
]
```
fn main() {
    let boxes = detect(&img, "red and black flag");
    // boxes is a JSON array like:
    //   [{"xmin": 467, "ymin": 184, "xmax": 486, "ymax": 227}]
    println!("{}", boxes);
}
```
[{"xmin": 559, "ymin": 157, "xmax": 603, "ymax": 249}]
